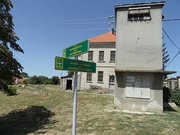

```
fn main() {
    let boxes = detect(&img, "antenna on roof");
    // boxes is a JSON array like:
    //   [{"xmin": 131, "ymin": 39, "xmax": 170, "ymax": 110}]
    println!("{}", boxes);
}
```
[
  {"xmin": 107, "ymin": 15, "xmax": 116, "ymax": 35},
  {"xmin": 111, "ymin": 27, "xmax": 116, "ymax": 36}
]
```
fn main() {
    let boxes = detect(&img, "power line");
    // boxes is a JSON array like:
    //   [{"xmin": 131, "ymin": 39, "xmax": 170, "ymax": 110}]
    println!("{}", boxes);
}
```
[
  {"xmin": 163, "ymin": 27, "xmax": 180, "ymax": 68},
  {"xmin": 14, "ymin": 15, "xmax": 114, "ymax": 33},
  {"xmin": 60, "ymin": 16, "xmax": 111, "ymax": 22},
  {"xmin": 162, "ymin": 28, "xmax": 180, "ymax": 50},
  {"xmin": 55, "ymin": 28, "xmax": 108, "ymax": 32},
  {"xmin": 15, "ymin": 21, "xmax": 108, "ymax": 25},
  {"xmin": 19, "ymin": 27, "xmax": 108, "ymax": 33},
  {"xmin": 166, "ymin": 51, "xmax": 180, "ymax": 68},
  {"xmin": 163, "ymin": 18, "xmax": 180, "ymax": 22},
  {"xmin": 15, "ymin": 16, "xmax": 113, "ymax": 25}
]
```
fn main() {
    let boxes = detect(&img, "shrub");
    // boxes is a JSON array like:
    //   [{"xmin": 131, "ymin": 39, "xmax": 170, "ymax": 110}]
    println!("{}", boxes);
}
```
[
  {"xmin": 23, "ymin": 79, "xmax": 28, "ymax": 85},
  {"xmin": 170, "ymin": 89, "xmax": 180, "ymax": 105},
  {"xmin": 7, "ymin": 85, "xmax": 17, "ymax": 96}
]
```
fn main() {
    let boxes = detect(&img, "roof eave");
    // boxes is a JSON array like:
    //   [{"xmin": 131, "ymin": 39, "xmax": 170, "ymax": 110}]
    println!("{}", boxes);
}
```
[
  {"xmin": 115, "ymin": 69, "xmax": 176, "ymax": 75},
  {"xmin": 114, "ymin": 1, "xmax": 165, "ymax": 9}
]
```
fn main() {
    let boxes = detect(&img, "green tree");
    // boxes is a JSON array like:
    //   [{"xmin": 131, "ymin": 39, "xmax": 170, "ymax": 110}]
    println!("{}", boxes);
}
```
[
  {"xmin": 170, "ymin": 88, "xmax": 180, "ymax": 105},
  {"xmin": 0, "ymin": 0, "xmax": 24, "ymax": 85},
  {"xmin": 44, "ymin": 79, "xmax": 53, "ymax": 84},
  {"xmin": 29, "ymin": 76, "xmax": 39, "ymax": 84},
  {"xmin": 67, "ymin": 71, "xmax": 74, "ymax": 76},
  {"xmin": 162, "ymin": 43, "xmax": 170, "ymax": 70},
  {"xmin": 20, "ymin": 72, "xmax": 29, "ymax": 78},
  {"xmin": 52, "ymin": 76, "xmax": 59, "ymax": 85},
  {"xmin": 38, "ymin": 76, "xmax": 48, "ymax": 84}
]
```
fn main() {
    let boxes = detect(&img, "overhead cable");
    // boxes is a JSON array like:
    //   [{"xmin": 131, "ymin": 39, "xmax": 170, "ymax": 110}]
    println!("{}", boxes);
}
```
[
  {"xmin": 15, "ymin": 22, "xmax": 108, "ymax": 25},
  {"xmin": 166, "ymin": 51, "xmax": 180, "ymax": 68},
  {"xmin": 162, "ymin": 28, "xmax": 180, "ymax": 51},
  {"xmin": 55, "ymin": 28, "xmax": 108, "ymax": 32},
  {"xmin": 163, "ymin": 18, "xmax": 180, "ymax": 22},
  {"xmin": 15, "ymin": 16, "xmax": 113, "ymax": 25}
]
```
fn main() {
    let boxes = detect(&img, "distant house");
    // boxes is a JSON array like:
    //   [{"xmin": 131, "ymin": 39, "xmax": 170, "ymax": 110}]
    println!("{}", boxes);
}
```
[
  {"xmin": 60, "ymin": 76, "xmax": 73, "ymax": 90},
  {"xmin": 13, "ymin": 77, "xmax": 29, "ymax": 85},
  {"xmin": 163, "ymin": 76, "xmax": 180, "ymax": 90}
]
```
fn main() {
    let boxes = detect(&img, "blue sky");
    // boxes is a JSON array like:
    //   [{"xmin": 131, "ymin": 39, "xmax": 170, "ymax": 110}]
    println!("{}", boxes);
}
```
[{"xmin": 11, "ymin": 0, "xmax": 180, "ymax": 78}]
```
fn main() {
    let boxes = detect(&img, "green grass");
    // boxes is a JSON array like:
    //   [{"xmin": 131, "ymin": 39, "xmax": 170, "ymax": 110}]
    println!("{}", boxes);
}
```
[{"xmin": 0, "ymin": 85, "xmax": 180, "ymax": 135}]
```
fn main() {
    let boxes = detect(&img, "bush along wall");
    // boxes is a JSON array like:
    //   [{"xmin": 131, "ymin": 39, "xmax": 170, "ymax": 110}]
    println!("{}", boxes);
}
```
[{"xmin": 170, "ymin": 89, "xmax": 180, "ymax": 106}]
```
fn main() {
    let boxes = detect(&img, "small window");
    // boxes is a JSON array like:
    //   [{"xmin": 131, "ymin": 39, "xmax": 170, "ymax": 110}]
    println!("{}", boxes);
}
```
[
  {"xmin": 125, "ymin": 75, "xmax": 150, "ymax": 99},
  {"xmin": 110, "ymin": 51, "xmax": 115, "ymax": 62},
  {"xmin": 128, "ymin": 7, "xmax": 151, "ymax": 21},
  {"xmin": 88, "ymin": 51, "xmax": 93, "ymax": 61},
  {"xmin": 98, "ymin": 71, "xmax": 103, "ymax": 82},
  {"xmin": 109, "ymin": 75, "xmax": 115, "ymax": 83},
  {"xmin": 128, "ymin": 13, "xmax": 151, "ymax": 21},
  {"xmin": 143, "ymin": 13, "xmax": 151, "ymax": 20},
  {"xmin": 99, "ymin": 51, "xmax": 104, "ymax": 61},
  {"xmin": 87, "ymin": 73, "xmax": 92, "ymax": 82}
]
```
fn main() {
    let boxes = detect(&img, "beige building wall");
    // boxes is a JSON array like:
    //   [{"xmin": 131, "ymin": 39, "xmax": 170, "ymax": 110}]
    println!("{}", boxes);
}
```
[
  {"xmin": 78, "ymin": 42, "xmax": 115, "ymax": 90},
  {"xmin": 177, "ymin": 76, "xmax": 180, "ymax": 89}
]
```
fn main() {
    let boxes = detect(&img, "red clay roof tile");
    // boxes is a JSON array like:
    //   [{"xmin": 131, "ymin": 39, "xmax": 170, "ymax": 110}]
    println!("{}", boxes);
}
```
[{"xmin": 89, "ymin": 32, "xmax": 116, "ymax": 42}]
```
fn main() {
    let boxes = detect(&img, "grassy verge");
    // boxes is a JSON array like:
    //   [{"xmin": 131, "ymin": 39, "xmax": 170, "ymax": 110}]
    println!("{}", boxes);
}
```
[{"xmin": 0, "ymin": 85, "xmax": 180, "ymax": 135}]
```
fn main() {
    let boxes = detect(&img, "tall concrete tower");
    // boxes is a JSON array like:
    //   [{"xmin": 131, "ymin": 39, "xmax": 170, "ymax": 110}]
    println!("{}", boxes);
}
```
[{"xmin": 114, "ymin": 1, "xmax": 174, "ymax": 113}]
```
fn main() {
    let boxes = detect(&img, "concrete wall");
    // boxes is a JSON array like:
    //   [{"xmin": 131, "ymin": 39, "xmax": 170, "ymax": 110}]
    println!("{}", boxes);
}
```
[
  {"xmin": 115, "ymin": 5, "xmax": 163, "ymax": 70},
  {"xmin": 114, "ymin": 2, "xmax": 165, "ymax": 113},
  {"xmin": 114, "ymin": 72, "xmax": 163, "ymax": 113}
]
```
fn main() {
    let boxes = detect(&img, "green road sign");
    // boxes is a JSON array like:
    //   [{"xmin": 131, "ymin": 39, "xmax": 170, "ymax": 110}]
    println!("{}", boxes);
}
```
[
  {"xmin": 63, "ymin": 40, "xmax": 89, "ymax": 58},
  {"xmin": 55, "ymin": 56, "xmax": 96, "ymax": 73}
]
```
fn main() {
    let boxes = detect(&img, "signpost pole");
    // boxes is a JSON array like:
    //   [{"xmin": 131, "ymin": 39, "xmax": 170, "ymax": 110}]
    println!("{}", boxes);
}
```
[
  {"xmin": 55, "ymin": 39, "xmax": 95, "ymax": 135},
  {"xmin": 72, "ymin": 56, "xmax": 78, "ymax": 135}
]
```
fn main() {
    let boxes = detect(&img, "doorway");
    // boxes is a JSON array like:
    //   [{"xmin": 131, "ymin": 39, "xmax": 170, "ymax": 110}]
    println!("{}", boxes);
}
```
[{"xmin": 66, "ymin": 80, "xmax": 72, "ymax": 90}]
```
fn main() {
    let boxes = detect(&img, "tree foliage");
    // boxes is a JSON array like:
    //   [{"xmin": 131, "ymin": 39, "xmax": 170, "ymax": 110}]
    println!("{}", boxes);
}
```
[
  {"xmin": 0, "ymin": 0, "xmax": 24, "ymax": 84},
  {"xmin": 20, "ymin": 72, "xmax": 29, "ymax": 78},
  {"xmin": 28, "ymin": 76, "xmax": 59, "ymax": 85},
  {"xmin": 162, "ymin": 43, "xmax": 170, "ymax": 70},
  {"xmin": 38, "ymin": 76, "xmax": 49, "ymax": 84},
  {"xmin": 67, "ymin": 71, "xmax": 74, "ymax": 76},
  {"xmin": 170, "ymin": 89, "xmax": 180, "ymax": 105},
  {"xmin": 52, "ymin": 76, "xmax": 59, "ymax": 85},
  {"xmin": 28, "ymin": 76, "xmax": 39, "ymax": 84}
]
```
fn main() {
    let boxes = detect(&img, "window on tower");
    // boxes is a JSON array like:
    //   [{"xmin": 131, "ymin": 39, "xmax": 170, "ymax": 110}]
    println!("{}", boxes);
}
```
[{"xmin": 128, "ymin": 7, "xmax": 151, "ymax": 21}]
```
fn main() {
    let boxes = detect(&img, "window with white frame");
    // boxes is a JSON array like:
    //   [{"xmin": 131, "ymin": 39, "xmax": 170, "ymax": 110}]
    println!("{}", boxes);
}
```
[
  {"xmin": 99, "ymin": 51, "xmax": 104, "ymax": 61},
  {"xmin": 98, "ymin": 71, "xmax": 103, "ymax": 82},
  {"xmin": 88, "ymin": 51, "xmax": 93, "ymax": 61},
  {"xmin": 109, "ymin": 75, "xmax": 115, "ymax": 83},
  {"xmin": 86, "ymin": 72, "xmax": 92, "ymax": 82},
  {"xmin": 110, "ymin": 51, "xmax": 115, "ymax": 62}
]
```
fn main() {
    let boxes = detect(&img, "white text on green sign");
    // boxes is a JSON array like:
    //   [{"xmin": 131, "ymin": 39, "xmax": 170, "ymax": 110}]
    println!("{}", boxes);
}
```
[
  {"xmin": 63, "ymin": 40, "xmax": 89, "ymax": 58},
  {"xmin": 55, "ymin": 56, "xmax": 96, "ymax": 73}
]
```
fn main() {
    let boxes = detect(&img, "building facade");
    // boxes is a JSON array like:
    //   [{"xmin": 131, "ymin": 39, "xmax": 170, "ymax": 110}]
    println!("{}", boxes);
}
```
[
  {"xmin": 163, "ymin": 76, "xmax": 180, "ymax": 90},
  {"xmin": 114, "ymin": 1, "xmax": 174, "ymax": 113},
  {"xmin": 78, "ymin": 32, "xmax": 116, "ymax": 90}
]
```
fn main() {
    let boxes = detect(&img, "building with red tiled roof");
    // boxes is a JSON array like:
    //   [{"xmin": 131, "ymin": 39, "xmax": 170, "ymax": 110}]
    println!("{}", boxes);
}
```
[
  {"xmin": 89, "ymin": 32, "xmax": 116, "ymax": 42},
  {"xmin": 78, "ymin": 32, "xmax": 116, "ymax": 90},
  {"xmin": 60, "ymin": 32, "xmax": 116, "ymax": 90}
]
